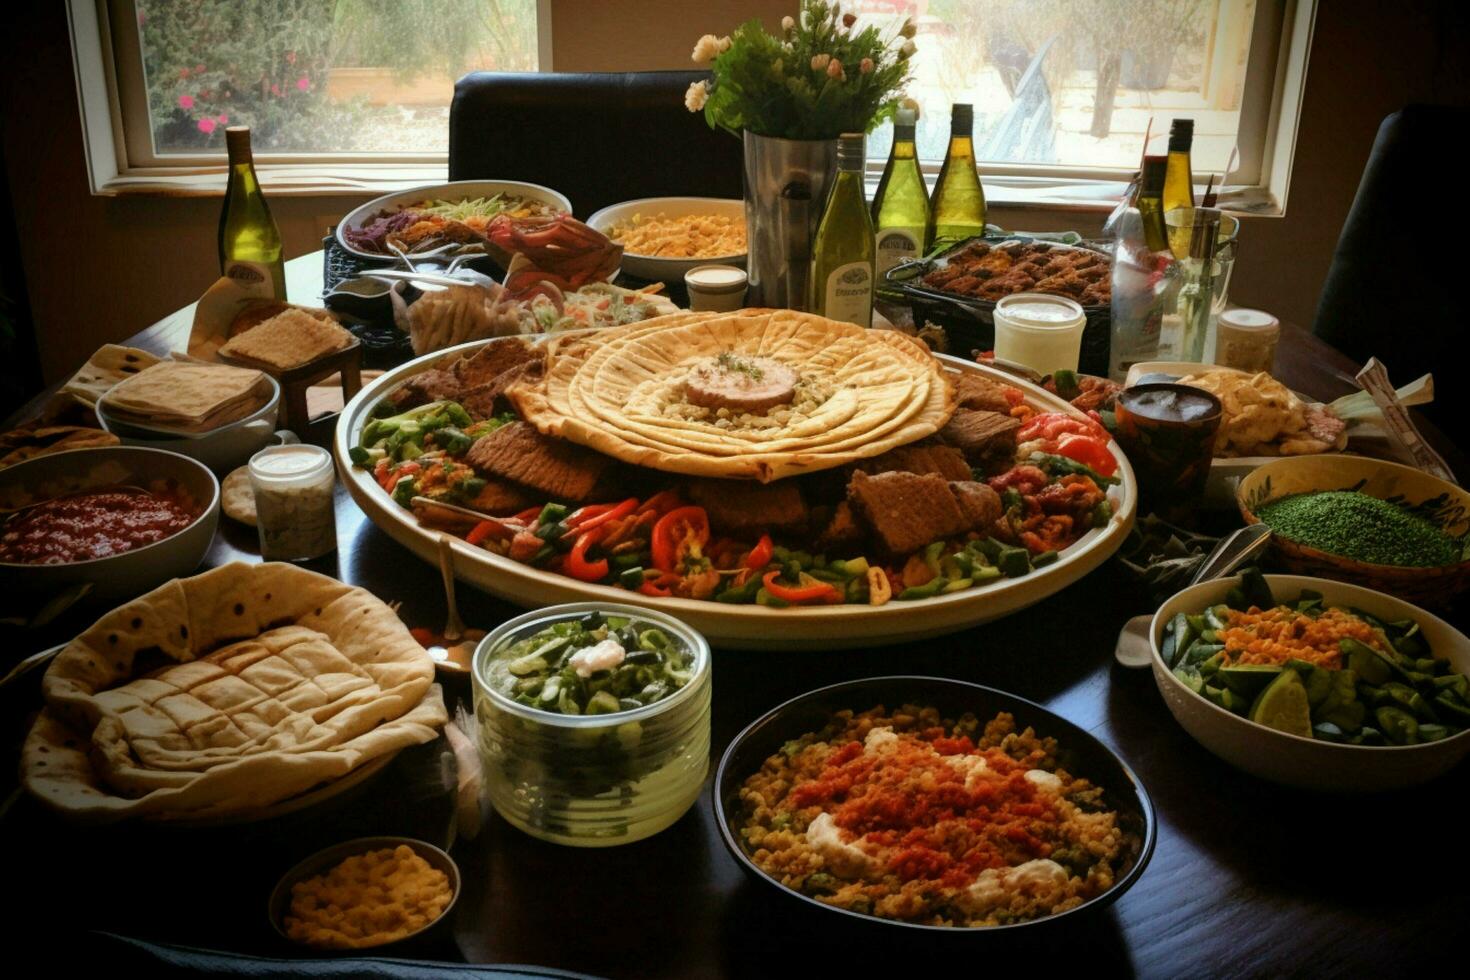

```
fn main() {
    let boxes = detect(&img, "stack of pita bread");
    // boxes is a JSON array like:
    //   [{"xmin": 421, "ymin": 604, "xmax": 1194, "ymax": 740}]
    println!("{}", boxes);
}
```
[
  {"xmin": 101, "ymin": 360, "xmax": 272, "ymax": 433},
  {"xmin": 219, "ymin": 306, "xmax": 355, "ymax": 371},
  {"xmin": 21, "ymin": 562, "xmax": 447, "ymax": 822}
]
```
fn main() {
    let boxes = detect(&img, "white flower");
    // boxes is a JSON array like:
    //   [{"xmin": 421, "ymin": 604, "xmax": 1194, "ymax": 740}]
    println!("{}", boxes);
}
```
[
  {"xmin": 781, "ymin": 15, "xmax": 795, "ymax": 32},
  {"xmin": 899, "ymin": 39, "xmax": 917, "ymax": 59},
  {"xmin": 811, "ymin": 52, "xmax": 831, "ymax": 71},
  {"xmin": 684, "ymin": 79, "xmax": 709, "ymax": 112},
  {"xmin": 827, "ymin": 58, "xmax": 845, "ymax": 79},
  {"xmin": 691, "ymin": 34, "xmax": 722, "ymax": 65},
  {"xmin": 860, "ymin": 57, "xmax": 874, "ymax": 74},
  {"xmin": 717, "ymin": 35, "xmax": 732, "ymax": 53}
]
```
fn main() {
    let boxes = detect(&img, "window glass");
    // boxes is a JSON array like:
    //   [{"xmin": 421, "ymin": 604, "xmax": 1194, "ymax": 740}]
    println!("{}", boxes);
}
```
[
  {"xmin": 135, "ymin": 0, "xmax": 539, "ymax": 155},
  {"xmin": 856, "ymin": 0, "xmax": 1257, "ymax": 174}
]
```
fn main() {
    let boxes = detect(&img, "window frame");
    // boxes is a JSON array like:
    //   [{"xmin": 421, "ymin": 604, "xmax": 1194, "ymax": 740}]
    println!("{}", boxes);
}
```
[{"xmin": 70, "ymin": 0, "xmax": 1313, "ymax": 214}]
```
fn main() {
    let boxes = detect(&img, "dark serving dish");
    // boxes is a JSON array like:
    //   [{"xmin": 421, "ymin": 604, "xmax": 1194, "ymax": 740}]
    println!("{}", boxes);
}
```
[
  {"xmin": 713, "ymin": 675, "xmax": 1155, "ymax": 935},
  {"xmin": 884, "ymin": 236, "xmax": 1114, "ymax": 374},
  {"xmin": 268, "ymin": 836, "xmax": 461, "ymax": 956}
]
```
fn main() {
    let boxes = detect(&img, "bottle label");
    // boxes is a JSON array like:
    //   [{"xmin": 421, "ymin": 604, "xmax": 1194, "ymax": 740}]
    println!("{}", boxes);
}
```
[
  {"xmin": 875, "ymin": 229, "xmax": 921, "ymax": 275},
  {"xmin": 225, "ymin": 260, "xmax": 278, "ymax": 299},
  {"xmin": 823, "ymin": 261, "xmax": 873, "ymax": 327}
]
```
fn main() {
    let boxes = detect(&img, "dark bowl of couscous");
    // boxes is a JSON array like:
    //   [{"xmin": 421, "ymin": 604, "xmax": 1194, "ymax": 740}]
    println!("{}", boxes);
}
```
[{"xmin": 713, "ymin": 676, "xmax": 1155, "ymax": 933}]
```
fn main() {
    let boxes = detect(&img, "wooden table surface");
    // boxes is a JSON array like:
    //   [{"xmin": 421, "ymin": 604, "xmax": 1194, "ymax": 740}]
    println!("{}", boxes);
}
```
[{"xmin": 5, "ymin": 253, "xmax": 1466, "ymax": 978}]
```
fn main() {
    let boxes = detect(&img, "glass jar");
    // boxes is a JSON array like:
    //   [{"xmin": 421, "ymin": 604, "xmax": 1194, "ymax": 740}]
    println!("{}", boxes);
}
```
[
  {"xmin": 248, "ymin": 445, "xmax": 337, "ymax": 561},
  {"xmin": 473, "ymin": 602, "xmax": 711, "ymax": 847}
]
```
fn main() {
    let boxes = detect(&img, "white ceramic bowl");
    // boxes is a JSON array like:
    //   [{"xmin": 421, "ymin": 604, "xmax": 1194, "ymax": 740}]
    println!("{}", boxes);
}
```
[
  {"xmin": 334, "ymin": 341, "xmax": 1138, "ymax": 651},
  {"xmin": 586, "ymin": 197, "xmax": 746, "ymax": 282},
  {"xmin": 97, "ymin": 374, "xmax": 282, "ymax": 475},
  {"xmin": 335, "ymin": 179, "xmax": 574, "ymax": 261},
  {"xmin": 0, "ymin": 446, "xmax": 220, "ymax": 602},
  {"xmin": 1150, "ymin": 573, "xmax": 1470, "ymax": 791}
]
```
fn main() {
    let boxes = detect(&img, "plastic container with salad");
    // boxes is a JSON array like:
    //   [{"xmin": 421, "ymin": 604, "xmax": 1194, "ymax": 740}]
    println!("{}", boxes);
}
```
[{"xmin": 472, "ymin": 602, "xmax": 711, "ymax": 846}]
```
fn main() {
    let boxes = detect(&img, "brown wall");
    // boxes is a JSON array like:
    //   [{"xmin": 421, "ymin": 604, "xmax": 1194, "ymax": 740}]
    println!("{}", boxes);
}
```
[{"xmin": 2, "ymin": 1, "xmax": 1466, "ymax": 384}]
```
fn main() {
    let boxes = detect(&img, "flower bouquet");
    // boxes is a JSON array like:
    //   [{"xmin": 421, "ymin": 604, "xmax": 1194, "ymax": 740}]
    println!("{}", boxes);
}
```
[{"xmin": 685, "ymin": 1, "xmax": 918, "ymax": 309}]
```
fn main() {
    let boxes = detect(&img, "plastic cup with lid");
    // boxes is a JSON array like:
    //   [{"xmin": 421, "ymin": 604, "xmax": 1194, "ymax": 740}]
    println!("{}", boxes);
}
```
[
  {"xmin": 992, "ymin": 293, "xmax": 1088, "ymax": 376},
  {"xmin": 684, "ymin": 265, "xmax": 748, "ymax": 313},
  {"xmin": 248, "ymin": 444, "xmax": 337, "ymax": 561}
]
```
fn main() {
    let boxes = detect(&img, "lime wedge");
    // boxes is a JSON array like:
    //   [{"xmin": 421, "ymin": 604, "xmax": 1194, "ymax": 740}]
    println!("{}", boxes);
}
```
[{"xmin": 1249, "ymin": 669, "xmax": 1314, "ymax": 738}]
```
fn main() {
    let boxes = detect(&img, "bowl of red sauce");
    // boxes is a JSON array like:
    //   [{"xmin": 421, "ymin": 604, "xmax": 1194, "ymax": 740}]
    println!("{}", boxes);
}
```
[{"xmin": 0, "ymin": 446, "xmax": 219, "ymax": 601}]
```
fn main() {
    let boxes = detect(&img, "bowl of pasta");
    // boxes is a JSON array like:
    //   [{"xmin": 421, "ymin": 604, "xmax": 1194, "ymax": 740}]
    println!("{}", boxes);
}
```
[{"xmin": 587, "ymin": 197, "xmax": 746, "ymax": 282}]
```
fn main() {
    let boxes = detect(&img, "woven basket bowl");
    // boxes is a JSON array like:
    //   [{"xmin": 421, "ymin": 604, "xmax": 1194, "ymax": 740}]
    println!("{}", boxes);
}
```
[{"xmin": 1236, "ymin": 454, "xmax": 1470, "ymax": 607}]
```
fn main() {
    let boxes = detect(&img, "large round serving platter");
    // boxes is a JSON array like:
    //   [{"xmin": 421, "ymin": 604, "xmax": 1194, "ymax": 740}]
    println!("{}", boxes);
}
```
[{"xmin": 335, "ymin": 336, "xmax": 1137, "ymax": 650}]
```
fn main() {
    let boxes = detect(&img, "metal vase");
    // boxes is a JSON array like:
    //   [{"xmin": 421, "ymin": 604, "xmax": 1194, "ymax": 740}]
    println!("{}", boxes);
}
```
[{"xmin": 742, "ymin": 131, "xmax": 838, "ymax": 310}]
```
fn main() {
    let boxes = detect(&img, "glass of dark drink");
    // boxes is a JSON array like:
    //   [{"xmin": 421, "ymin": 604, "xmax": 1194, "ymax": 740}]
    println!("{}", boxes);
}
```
[{"xmin": 1115, "ymin": 382, "xmax": 1222, "ymax": 523}]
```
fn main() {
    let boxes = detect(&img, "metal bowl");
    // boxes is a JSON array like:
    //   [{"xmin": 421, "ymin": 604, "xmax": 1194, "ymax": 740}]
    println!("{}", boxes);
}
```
[
  {"xmin": 713, "ymin": 675, "xmax": 1156, "ymax": 934},
  {"xmin": 0, "ymin": 446, "xmax": 219, "ymax": 602},
  {"xmin": 268, "ymin": 836, "xmax": 460, "ymax": 954}
]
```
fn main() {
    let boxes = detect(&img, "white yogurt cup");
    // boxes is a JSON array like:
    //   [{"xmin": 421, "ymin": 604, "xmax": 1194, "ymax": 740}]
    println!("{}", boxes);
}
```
[
  {"xmin": 248, "ymin": 444, "xmax": 337, "ymax": 561},
  {"xmin": 992, "ymin": 293, "xmax": 1087, "ymax": 376},
  {"xmin": 684, "ymin": 265, "xmax": 748, "ymax": 313}
]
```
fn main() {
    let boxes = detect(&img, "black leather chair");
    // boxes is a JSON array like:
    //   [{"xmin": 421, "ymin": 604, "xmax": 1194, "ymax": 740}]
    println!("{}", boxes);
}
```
[
  {"xmin": 1312, "ymin": 105, "xmax": 1466, "ymax": 443},
  {"xmin": 449, "ymin": 71, "xmax": 744, "ymax": 219}
]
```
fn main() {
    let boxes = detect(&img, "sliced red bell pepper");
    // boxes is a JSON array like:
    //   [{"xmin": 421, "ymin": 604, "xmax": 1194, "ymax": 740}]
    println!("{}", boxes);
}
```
[
  {"xmin": 651, "ymin": 506, "xmax": 710, "ymax": 573},
  {"xmin": 744, "ymin": 533, "xmax": 774, "ymax": 570},
  {"xmin": 568, "ymin": 497, "xmax": 638, "ymax": 535},
  {"xmin": 637, "ymin": 490, "xmax": 685, "ymax": 518},
  {"xmin": 513, "ymin": 505, "xmax": 544, "ymax": 524},
  {"xmin": 564, "ymin": 529, "xmax": 609, "ymax": 582},
  {"xmin": 1054, "ymin": 432, "xmax": 1118, "ymax": 477},
  {"xmin": 762, "ymin": 570, "xmax": 839, "ymax": 604},
  {"xmin": 637, "ymin": 571, "xmax": 681, "ymax": 597}
]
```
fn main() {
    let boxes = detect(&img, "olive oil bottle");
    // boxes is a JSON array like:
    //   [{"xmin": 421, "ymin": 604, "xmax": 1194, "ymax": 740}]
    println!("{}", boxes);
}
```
[
  {"xmin": 1162, "ymin": 118, "xmax": 1195, "ymax": 214},
  {"xmin": 928, "ymin": 103, "xmax": 986, "ymax": 245},
  {"xmin": 871, "ymin": 106, "xmax": 930, "ymax": 275},
  {"xmin": 809, "ymin": 133, "xmax": 874, "ymax": 328},
  {"xmin": 218, "ymin": 126, "xmax": 286, "ymax": 300}
]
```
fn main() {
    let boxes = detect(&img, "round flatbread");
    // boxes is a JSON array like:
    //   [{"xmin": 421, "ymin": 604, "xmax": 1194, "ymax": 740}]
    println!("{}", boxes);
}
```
[
  {"xmin": 22, "ymin": 562, "xmax": 446, "ymax": 823},
  {"xmin": 220, "ymin": 465, "xmax": 257, "ymax": 526},
  {"xmin": 509, "ymin": 310, "xmax": 956, "ymax": 481}
]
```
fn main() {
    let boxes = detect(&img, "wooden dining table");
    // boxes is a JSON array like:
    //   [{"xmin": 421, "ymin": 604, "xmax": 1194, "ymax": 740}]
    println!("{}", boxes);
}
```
[{"xmin": 4, "ymin": 252, "xmax": 1466, "ymax": 978}]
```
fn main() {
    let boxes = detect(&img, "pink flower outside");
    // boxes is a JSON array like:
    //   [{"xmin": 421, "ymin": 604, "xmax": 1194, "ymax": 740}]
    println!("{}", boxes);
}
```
[
  {"xmin": 271, "ymin": 84, "xmax": 282, "ymax": 97},
  {"xmin": 296, "ymin": 76, "xmax": 310, "ymax": 91},
  {"xmin": 178, "ymin": 94, "xmax": 194, "ymax": 109},
  {"xmin": 198, "ymin": 118, "xmax": 216, "ymax": 134},
  {"xmin": 218, "ymin": 114, "xmax": 229, "ymax": 124}
]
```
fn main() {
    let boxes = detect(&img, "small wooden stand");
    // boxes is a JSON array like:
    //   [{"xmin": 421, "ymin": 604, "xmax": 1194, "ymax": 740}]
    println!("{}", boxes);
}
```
[{"xmin": 221, "ymin": 339, "xmax": 363, "ymax": 433}]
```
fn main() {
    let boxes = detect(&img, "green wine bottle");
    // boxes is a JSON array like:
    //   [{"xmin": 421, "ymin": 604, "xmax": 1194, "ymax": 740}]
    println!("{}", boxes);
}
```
[
  {"xmin": 928, "ymin": 103, "xmax": 986, "ymax": 245},
  {"xmin": 810, "ymin": 133, "xmax": 874, "ymax": 328},
  {"xmin": 1135, "ymin": 155, "xmax": 1170, "ymax": 253},
  {"xmin": 219, "ymin": 126, "xmax": 286, "ymax": 300},
  {"xmin": 872, "ymin": 106, "xmax": 930, "ymax": 276}
]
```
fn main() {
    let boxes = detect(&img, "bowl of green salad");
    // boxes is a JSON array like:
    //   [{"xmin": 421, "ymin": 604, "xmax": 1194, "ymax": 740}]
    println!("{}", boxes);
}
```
[
  {"xmin": 1151, "ymin": 570, "xmax": 1470, "ymax": 791},
  {"xmin": 1237, "ymin": 454, "xmax": 1470, "ymax": 605},
  {"xmin": 472, "ymin": 602, "xmax": 711, "ymax": 846}
]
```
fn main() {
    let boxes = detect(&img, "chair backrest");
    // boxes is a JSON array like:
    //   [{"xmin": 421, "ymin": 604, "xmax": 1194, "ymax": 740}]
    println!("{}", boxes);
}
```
[
  {"xmin": 1313, "ymin": 106, "xmax": 1465, "ymax": 421},
  {"xmin": 449, "ymin": 71, "xmax": 744, "ymax": 219}
]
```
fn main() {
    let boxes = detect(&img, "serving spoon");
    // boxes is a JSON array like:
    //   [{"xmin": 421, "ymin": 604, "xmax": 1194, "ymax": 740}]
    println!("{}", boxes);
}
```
[{"xmin": 1113, "ymin": 523, "xmax": 1273, "ymax": 668}]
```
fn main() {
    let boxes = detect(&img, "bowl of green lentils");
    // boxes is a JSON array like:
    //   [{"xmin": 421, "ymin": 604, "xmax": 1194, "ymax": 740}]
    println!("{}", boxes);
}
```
[{"xmin": 1238, "ymin": 455, "xmax": 1470, "ymax": 606}]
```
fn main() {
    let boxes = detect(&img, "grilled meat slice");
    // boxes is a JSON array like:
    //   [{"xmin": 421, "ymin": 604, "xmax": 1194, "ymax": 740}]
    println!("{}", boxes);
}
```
[
  {"xmin": 813, "ymin": 501, "xmax": 864, "ymax": 553},
  {"xmin": 686, "ymin": 477, "xmax": 808, "ymax": 535},
  {"xmin": 459, "ymin": 360, "xmax": 545, "ymax": 421},
  {"xmin": 464, "ymin": 422, "xmax": 612, "ymax": 502},
  {"xmin": 453, "ymin": 337, "xmax": 542, "ymax": 389},
  {"xmin": 466, "ymin": 477, "xmax": 538, "ymax": 515},
  {"xmin": 386, "ymin": 367, "xmax": 463, "ymax": 410},
  {"xmin": 948, "ymin": 480, "xmax": 1002, "ymax": 529},
  {"xmin": 939, "ymin": 409, "xmax": 1021, "ymax": 462},
  {"xmin": 952, "ymin": 372, "xmax": 1015, "ymax": 413},
  {"xmin": 847, "ymin": 470, "xmax": 971, "ymax": 556},
  {"xmin": 853, "ymin": 443, "xmax": 973, "ymax": 482}
]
